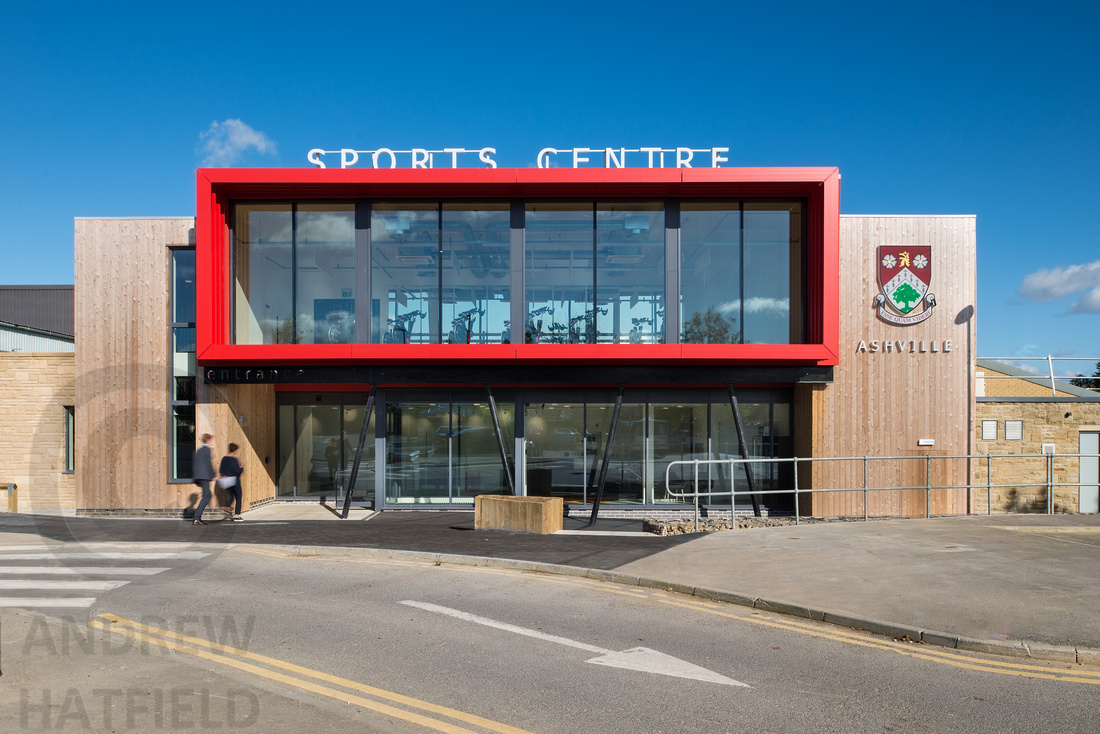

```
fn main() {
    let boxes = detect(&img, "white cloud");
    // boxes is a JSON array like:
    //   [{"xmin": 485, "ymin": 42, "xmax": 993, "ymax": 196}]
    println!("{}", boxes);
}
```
[
  {"xmin": 1069, "ymin": 286, "xmax": 1100, "ymax": 314},
  {"xmin": 1018, "ymin": 259, "xmax": 1100, "ymax": 314},
  {"xmin": 717, "ymin": 297, "xmax": 790, "ymax": 316},
  {"xmin": 198, "ymin": 119, "xmax": 277, "ymax": 166}
]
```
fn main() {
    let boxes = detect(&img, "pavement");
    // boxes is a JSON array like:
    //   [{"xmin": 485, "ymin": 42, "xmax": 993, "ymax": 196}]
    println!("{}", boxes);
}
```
[{"xmin": 1, "ymin": 504, "xmax": 1098, "ymax": 665}]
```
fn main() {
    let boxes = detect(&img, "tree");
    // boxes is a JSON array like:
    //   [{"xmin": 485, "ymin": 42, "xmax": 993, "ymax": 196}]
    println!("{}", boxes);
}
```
[
  {"xmin": 681, "ymin": 307, "xmax": 740, "ymax": 344},
  {"xmin": 1069, "ymin": 361, "xmax": 1100, "ymax": 392}
]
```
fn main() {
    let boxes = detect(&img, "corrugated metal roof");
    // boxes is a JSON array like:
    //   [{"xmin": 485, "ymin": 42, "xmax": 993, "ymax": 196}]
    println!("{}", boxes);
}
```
[
  {"xmin": 0, "ymin": 285, "xmax": 74, "ymax": 337},
  {"xmin": 0, "ymin": 324, "xmax": 74, "ymax": 352}
]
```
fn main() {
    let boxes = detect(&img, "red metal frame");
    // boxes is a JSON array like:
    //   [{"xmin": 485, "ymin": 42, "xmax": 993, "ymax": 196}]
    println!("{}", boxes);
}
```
[{"xmin": 196, "ymin": 167, "xmax": 840, "ymax": 367}]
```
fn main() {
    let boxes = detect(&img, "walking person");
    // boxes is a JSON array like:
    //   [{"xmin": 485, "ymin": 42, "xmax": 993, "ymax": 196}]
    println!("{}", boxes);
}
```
[
  {"xmin": 192, "ymin": 433, "xmax": 217, "ymax": 526},
  {"xmin": 218, "ymin": 443, "xmax": 245, "ymax": 522}
]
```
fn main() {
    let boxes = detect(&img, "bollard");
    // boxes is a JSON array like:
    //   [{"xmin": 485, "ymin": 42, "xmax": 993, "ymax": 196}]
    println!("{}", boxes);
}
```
[{"xmin": 6, "ymin": 483, "xmax": 16, "ymax": 513}]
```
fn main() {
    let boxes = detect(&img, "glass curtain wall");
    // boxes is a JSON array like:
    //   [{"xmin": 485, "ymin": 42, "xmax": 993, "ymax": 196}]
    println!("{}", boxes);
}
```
[
  {"xmin": 524, "ymin": 204, "xmax": 593, "ymax": 344},
  {"xmin": 277, "ymin": 399, "xmax": 375, "ymax": 500},
  {"xmin": 743, "ymin": 202, "xmax": 802, "ymax": 344},
  {"xmin": 232, "ymin": 198, "xmax": 802, "ymax": 346},
  {"xmin": 297, "ymin": 204, "xmax": 355, "ymax": 344},
  {"xmin": 680, "ymin": 205, "xmax": 742, "ymax": 343},
  {"xmin": 234, "ymin": 204, "xmax": 294, "ymax": 344},
  {"xmin": 384, "ymin": 398, "xmax": 514, "ymax": 505},
  {"xmin": 595, "ymin": 203, "xmax": 665, "ymax": 343},
  {"xmin": 680, "ymin": 202, "xmax": 803, "ymax": 344},
  {"xmin": 370, "ymin": 204, "xmax": 438, "ymax": 344},
  {"xmin": 442, "ymin": 204, "xmax": 511, "ymax": 344},
  {"xmin": 524, "ymin": 392, "xmax": 791, "ymax": 509}
]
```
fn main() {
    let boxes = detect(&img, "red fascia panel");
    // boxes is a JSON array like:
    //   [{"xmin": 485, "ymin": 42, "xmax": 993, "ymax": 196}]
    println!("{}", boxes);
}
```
[
  {"xmin": 197, "ymin": 342, "xmax": 834, "ymax": 367},
  {"xmin": 195, "ymin": 167, "xmax": 841, "ymax": 366}
]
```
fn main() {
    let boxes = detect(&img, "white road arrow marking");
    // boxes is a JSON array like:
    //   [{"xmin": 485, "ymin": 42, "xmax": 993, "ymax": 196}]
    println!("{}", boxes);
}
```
[{"xmin": 399, "ymin": 600, "xmax": 749, "ymax": 687}]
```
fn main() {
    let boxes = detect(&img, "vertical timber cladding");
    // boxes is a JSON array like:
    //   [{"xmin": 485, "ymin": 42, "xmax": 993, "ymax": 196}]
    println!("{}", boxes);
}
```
[
  {"xmin": 809, "ymin": 216, "xmax": 976, "ymax": 517},
  {"xmin": 75, "ymin": 219, "xmax": 190, "ymax": 510},
  {"xmin": 75, "ymin": 217, "xmax": 277, "ymax": 512},
  {"xmin": 196, "ymin": 381, "xmax": 276, "ymax": 512}
]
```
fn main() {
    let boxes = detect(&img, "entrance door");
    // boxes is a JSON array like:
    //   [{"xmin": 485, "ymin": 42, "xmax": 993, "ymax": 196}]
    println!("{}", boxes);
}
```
[
  {"xmin": 524, "ymin": 403, "xmax": 588, "ymax": 501},
  {"xmin": 1081, "ymin": 432, "xmax": 1099, "ymax": 514},
  {"xmin": 384, "ymin": 400, "xmax": 510, "ymax": 506}
]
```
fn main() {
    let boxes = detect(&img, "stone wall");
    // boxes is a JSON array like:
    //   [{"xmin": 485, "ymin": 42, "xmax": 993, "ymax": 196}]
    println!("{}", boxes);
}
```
[
  {"xmin": 0, "ymin": 353, "xmax": 75, "ymax": 512},
  {"xmin": 973, "ymin": 400, "xmax": 1100, "ymax": 513}
]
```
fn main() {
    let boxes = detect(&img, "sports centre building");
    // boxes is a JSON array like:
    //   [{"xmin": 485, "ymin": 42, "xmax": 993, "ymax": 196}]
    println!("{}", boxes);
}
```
[{"xmin": 58, "ymin": 153, "xmax": 1025, "ymax": 521}]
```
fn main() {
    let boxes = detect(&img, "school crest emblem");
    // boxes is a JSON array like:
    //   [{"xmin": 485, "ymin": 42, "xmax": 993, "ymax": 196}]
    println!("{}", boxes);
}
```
[{"xmin": 875, "ymin": 246, "xmax": 935, "ymax": 325}]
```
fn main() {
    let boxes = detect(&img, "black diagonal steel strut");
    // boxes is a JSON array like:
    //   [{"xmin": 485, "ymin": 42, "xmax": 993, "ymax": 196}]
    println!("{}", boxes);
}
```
[
  {"xmin": 341, "ymin": 386, "xmax": 376, "ymax": 519},
  {"xmin": 589, "ymin": 384, "xmax": 625, "ymax": 526},
  {"xmin": 727, "ymin": 384, "xmax": 762, "ymax": 518},
  {"xmin": 485, "ymin": 384, "xmax": 515, "ymax": 496}
]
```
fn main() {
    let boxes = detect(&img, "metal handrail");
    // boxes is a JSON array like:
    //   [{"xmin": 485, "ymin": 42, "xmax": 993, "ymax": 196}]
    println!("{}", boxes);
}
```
[
  {"xmin": 979, "ymin": 356, "xmax": 1100, "ymax": 397},
  {"xmin": 663, "ymin": 453, "xmax": 1096, "ymax": 531}
]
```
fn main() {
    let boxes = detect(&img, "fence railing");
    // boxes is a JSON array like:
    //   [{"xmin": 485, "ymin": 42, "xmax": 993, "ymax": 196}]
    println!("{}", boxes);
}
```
[
  {"xmin": 664, "ymin": 452, "xmax": 1098, "ymax": 532},
  {"xmin": 980, "ymin": 356, "xmax": 1100, "ymax": 397}
]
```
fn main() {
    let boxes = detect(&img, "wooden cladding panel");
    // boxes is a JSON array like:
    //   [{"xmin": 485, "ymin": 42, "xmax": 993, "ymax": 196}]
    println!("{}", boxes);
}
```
[
  {"xmin": 808, "ymin": 217, "xmax": 975, "ymax": 517},
  {"xmin": 198, "ymin": 381, "xmax": 276, "ymax": 511},
  {"xmin": 75, "ymin": 218, "xmax": 194, "ymax": 509}
]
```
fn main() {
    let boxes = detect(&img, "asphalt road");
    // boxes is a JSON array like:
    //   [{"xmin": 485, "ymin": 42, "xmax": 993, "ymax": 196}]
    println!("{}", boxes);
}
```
[{"xmin": 3, "ymin": 542, "xmax": 1099, "ymax": 733}]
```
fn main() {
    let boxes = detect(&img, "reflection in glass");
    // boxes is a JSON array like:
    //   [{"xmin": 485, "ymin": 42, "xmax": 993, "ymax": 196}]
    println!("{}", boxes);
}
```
[
  {"xmin": 234, "ymin": 204, "xmax": 294, "ymax": 344},
  {"xmin": 337, "ymin": 405, "xmax": 374, "ymax": 502},
  {"xmin": 525, "ymin": 403, "xmax": 588, "ymax": 499},
  {"xmin": 171, "ymin": 406, "xmax": 195, "ymax": 480},
  {"xmin": 172, "ymin": 250, "xmax": 195, "ymax": 324},
  {"xmin": 442, "ymin": 205, "xmax": 510, "ymax": 344},
  {"xmin": 524, "ymin": 204, "xmax": 593, "ymax": 344},
  {"xmin": 680, "ymin": 205, "xmax": 741, "ymax": 343},
  {"xmin": 595, "ymin": 204, "xmax": 664, "ymax": 343},
  {"xmin": 385, "ymin": 401, "xmax": 513, "ymax": 505},
  {"xmin": 296, "ymin": 204, "xmax": 355, "ymax": 344},
  {"xmin": 371, "ymin": 205, "xmax": 438, "ymax": 344},
  {"xmin": 743, "ymin": 202, "xmax": 800, "ymax": 344},
  {"xmin": 590, "ymin": 403, "xmax": 645, "ymax": 503},
  {"xmin": 651, "ymin": 404, "xmax": 709, "ymax": 504},
  {"xmin": 292, "ymin": 406, "xmax": 341, "ymax": 495}
]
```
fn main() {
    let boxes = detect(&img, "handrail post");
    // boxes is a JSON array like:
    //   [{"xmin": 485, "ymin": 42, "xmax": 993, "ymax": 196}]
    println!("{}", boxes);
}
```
[
  {"xmin": 730, "ymin": 458, "xmax": 737, "ymax": 527},
  {"xmin": 987, "ymin": 454, "xmax": 992, "ymax": 515},
  {"xmin": 925, "ymin": 454, "xmax": 931, "ymax": 518},
  {"xmin": 793, "ymin": 456, "xmax": 800, "ymax": 525},
  {"xmin": 863, "ymin": 456, "xmax": 868, "ymax": 522},
  {"xmin": 1047, "ymin": 354, "xmax": 1056, "ymax": 397},
  {"xmin": 694, "ymin": 460, "xmax": 700, "ymax": 532}
]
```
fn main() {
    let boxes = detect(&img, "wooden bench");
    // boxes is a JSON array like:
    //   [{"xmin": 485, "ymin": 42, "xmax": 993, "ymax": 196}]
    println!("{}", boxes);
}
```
[{"xmin": 474, "ymin": 495, "xmax": 563, "ymax": 534}]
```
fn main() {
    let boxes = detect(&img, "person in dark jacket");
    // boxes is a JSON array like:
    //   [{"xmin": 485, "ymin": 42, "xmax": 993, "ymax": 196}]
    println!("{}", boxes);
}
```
[
  {"xmin": 192, "ymin": 434, "xmax": 217, "ymax": 525},
  {"xmin": 218, "ymin": 443, "xmax": 245, "ymax": 522}
]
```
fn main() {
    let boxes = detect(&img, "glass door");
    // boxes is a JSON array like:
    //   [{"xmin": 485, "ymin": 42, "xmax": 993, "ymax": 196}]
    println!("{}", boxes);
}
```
[
  {"xmin": 524, "ymin": 403, "xmax": 588, "ymax": 501},
  {"xmin": 385, "ymin": 399, "xmax": 512, "ymax": 506}
]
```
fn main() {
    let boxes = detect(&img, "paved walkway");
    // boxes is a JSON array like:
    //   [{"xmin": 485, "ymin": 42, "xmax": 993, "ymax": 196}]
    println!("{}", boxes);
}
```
[{"xmin": 2, "ymin": 507, "xmax": 1098, "ymax": 663}]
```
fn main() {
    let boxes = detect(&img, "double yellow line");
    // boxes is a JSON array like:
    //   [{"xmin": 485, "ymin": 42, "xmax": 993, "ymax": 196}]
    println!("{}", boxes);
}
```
[
  {"xmin": 88, "ymin": 613, "xmax": 533, "ymax": 734},
  {"xmin": 651, "ymin": 596, "xmax": 1100, "ymax": 685}
]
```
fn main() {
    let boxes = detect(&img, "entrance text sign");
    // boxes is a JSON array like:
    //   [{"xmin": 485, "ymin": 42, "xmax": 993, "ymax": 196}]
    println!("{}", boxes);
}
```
[{"xmin": 306, "ymin": 147, "xmax": 731, "ymax": 170}]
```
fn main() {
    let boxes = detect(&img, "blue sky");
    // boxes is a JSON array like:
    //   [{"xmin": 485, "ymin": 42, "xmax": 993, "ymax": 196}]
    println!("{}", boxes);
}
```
[{"xmin": 2, "ymin": 1, "xmax": 1097, "ymax": 373}]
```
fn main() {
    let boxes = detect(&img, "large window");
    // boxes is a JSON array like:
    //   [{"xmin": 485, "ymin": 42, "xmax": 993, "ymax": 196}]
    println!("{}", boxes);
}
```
[
  {"xmin": 170, "ymin": 249, "xmax": 196, "ymax": 480},
  {"xmin": 297, "ymin": 203, "xmax": 355, "ymax": 344},
  {"xmin": 230, "ymin": 198, "xmax": 804, "ymax": 346},
  {"xmin": 681, "ymin": 201, "xmax": 803, "ymax": 344},
  {"xmin": 525, "ymin": 202, "xmax": 665, "ymax": 344}
]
